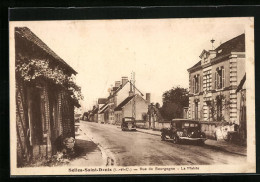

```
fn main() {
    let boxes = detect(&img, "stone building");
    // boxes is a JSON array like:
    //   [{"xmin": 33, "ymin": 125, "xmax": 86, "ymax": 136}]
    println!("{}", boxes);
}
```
[{"xmin": 187, "ymin": 33, "xmax": 245, "ymax": 124}]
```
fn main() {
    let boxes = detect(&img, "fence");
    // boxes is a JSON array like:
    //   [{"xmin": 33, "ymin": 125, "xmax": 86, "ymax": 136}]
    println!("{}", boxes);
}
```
[{"xmin": 136, "ymin": 120, "xmax": 218, "ymax": 140}]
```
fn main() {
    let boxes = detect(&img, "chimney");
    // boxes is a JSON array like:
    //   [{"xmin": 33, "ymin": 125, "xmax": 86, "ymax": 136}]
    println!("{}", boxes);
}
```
[
  {"xmin": 129, "ymin": 83, "xmax": 134, "ymax": 96},
  {"xmin": 146, "ymin": 93, "xmax": 151, "ymax": 104},
  {"xmin": 121, "ymin": 76, "xmax": 128, "ymax": 86},
  {"xmin": 209, "ymin": 50, "xmax": 216, "ymax": 60},
  {"xmin": 115, "ymin": 81, "xmax": 121, "ymax": 88}
]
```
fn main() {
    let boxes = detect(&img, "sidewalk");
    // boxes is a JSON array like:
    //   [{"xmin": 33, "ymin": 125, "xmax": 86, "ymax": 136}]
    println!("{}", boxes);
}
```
[
  {"xmin": 136, "ymin": 128, "xmax": 247, "ymax": 156},
  {"xmin": 67, "ymin": 126, "xmax": 104, "ymax": 166}
]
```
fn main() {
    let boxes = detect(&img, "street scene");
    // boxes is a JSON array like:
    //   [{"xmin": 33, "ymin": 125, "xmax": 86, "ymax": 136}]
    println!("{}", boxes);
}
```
[
  {"xmin": 10, "ymin": 17, "xmax": 255, "ymax": 174},
  {"xmin": 76, "ymin": 121, "xmax": 246, "ymax": 166}
]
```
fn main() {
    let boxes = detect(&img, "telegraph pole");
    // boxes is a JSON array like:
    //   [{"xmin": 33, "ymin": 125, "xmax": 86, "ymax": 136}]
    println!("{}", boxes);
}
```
[{"xmin": 131, "ymin": 71, "xmax": 136, "ymax": 120}]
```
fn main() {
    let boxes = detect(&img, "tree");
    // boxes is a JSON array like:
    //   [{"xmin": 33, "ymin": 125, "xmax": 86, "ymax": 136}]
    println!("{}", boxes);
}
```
[
  {"xmin": 160, "ymin": 86, "xmax": 189, "ymax": 120},
  {"xmin": 206, "ymin": 94, "xmax": 231, "ymax": 122}
]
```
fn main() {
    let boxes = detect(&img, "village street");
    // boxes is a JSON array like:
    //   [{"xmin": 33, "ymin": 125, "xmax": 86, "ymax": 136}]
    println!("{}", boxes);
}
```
[{"xmin": 77, "ymin": 121, "xmax": 246, "ymax": 166}]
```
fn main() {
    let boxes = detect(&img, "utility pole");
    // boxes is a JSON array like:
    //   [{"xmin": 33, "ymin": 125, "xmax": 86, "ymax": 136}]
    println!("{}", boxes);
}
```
[{"xmin": 131, "ymin": 71, "xmax": 136, "ymax": 120}]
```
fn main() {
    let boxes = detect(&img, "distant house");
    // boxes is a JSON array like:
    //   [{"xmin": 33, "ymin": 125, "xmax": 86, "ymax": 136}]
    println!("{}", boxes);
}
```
[
  {"xmin": 106, "ymin": 77, "xmax": 150, "ymax": 124},
  {"xmin": 114, "ymin": 94, "xmax": 149, "ymax": 125},
  {"xmin": 98, "ymin": 103, "xmax": 109, "ymax": 123},
  {"xmin": 15, "ymin": 27, "xmax": 80, "ymax": 166}
]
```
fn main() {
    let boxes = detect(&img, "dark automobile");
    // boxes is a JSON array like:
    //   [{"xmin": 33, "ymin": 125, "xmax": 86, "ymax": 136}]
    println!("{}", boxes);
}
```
[
  {"xmin": 121, "ymin": 117, "xmax": 137, "ymax": 131},
  {"xmin": 161, "ymin": 119, "xmax": 206, "ymax": 145}
]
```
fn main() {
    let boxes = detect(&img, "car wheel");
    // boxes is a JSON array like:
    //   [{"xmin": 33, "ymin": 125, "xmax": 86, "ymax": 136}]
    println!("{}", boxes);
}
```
[
  {"xmin": 172, "ymin": 135, "xmax": 179, "ymax": 144},
  {"xmin": 197, "ymin": 140, "xmax": 205, "ymax": 146},
  {"xmin": 161, "ymin": 134, "xmax": 166, "ymax": 141}
]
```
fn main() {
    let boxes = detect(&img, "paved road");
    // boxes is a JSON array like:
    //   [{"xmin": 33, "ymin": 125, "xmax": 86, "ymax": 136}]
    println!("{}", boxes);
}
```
[{"xmin": 79, "ymin": 121, "xmax": 246, "ymax": 166}]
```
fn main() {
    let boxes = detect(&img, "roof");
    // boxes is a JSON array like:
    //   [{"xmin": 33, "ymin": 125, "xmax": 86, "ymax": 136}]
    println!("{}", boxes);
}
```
[
  {"xmin": 108, "ymin": 80, "xmax": 144, "ymax": 99},
  {"xmin": 215, "ymin": 33, "xmax": 245, "ymax": 57},
  {"xmin": 236, "ymin": 73, "xmax": 246, "ymax": 93},
  {"xmin": 15, "ymin": 27, "xmax": 77, "ymax": 75},
  {"xmin": 114, "ymin": 95, "xmax": 135, "ymax": 111},
  {"xmin": 112, "ymin": 87, "xmax": 119, "ymax": 91},
  {"xmin": 188, "ymin": 60, "xmax": 201, "ymax": 71},
  {"xmin": 99, "ymin": 103, "xmax": 108, "ymax": 111},
  {"xmin": 99, "ymin": 104, "xmax": 108, "ymax": 114},
  {"xmin": 98, "ymin": 98, "xmax": 107, "ymax": 104},
  {"xmin": 188, "ymin": 33, "xmax": 245, "ymax": 72}
]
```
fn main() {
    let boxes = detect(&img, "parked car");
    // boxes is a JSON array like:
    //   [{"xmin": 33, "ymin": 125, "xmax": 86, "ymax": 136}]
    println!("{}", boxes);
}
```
[
  {"xmin": 121, "ymin": 117, "xmax": 137, "ymax": 131},
  {"xmin": 160, "ymin": 119, "xmax": 206, "ymax": 145}
]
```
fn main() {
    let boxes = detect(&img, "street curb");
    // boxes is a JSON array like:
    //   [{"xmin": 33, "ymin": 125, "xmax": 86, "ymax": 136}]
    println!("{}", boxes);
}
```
[
  {"xmin": 136, "ymin": 128, "xmax": 246, "ymax": 156},
  {"xmin": 136, "ymin": 129, "xmax": 161, "ymax": 136},
  {"xmin": 79, "ymin": 123, "xmax": 117, "ymax": 166}
]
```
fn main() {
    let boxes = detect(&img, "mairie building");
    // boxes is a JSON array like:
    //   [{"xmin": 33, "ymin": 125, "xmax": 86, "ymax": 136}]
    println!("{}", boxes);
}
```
[{"xmin": 187, "ymin": 33, "xmax": 245, "ymax": 124}]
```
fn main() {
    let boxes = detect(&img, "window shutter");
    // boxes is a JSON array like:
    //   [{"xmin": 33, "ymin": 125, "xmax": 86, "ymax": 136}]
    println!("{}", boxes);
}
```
[
  {"xmin": 192, "ymin": 103, "xmax": 194, "ymax": 119},
  {"xmin": 222, "ymin": 68, "xmax": 225, "ymax": 88},
  {"xmin": 198, "ymin": 102, "xmax": 201, "ymax": 120},
  {"xmin": 192, "ymin": 78, "xmax": 195, "ymax": 93},
  {"xmin": 214, "ymin": 72, "xmax": 217, "ymax": 89},
  {"xmin": 198, "ymin": 75, "xmax": 200, "ymax": 93}
]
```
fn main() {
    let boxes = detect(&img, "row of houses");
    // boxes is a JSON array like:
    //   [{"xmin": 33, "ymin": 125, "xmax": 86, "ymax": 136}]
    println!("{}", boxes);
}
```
[
  {"xmin": 88, "ymin": 76, "xmax": 151, "ymax": 125},
  {"xmin": 187, "ymin": 33, "xmax": 247, "ymax": 140}
]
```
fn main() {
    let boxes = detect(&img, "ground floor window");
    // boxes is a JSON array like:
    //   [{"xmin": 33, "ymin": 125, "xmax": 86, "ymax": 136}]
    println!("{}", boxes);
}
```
[{"xmin": 216, "ymin": 97, "xmax": 223, "ymax": 121}]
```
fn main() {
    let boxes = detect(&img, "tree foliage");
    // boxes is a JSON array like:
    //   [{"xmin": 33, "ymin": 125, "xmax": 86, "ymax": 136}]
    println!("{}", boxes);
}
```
[
  {"xmin": 16, "ymin": 57, "xmax": 83, "ymax": 101},
  {"xmin": 160, "ymin": 86, "xmax": 189, "ymax": 120}
]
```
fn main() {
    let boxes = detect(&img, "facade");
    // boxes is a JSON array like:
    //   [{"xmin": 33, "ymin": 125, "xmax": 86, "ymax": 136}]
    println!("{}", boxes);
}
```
[
  {"xmin": 114, "ymin": 94, "xmax": 149, "ymax": 125},
  {"xmin": 236, "ymin": 74, "xmax": 247, "ymax": 140},
  {"xmin": 15, "ymin": 27, "xmax": 79, "ymax": 166},
  {"xmin": 105, "ymin": 77, "xmax": 150, "ymax": 124},
  {"xmin": 187, "ymin": 34, "xmax": 245, "ymax": 124}
]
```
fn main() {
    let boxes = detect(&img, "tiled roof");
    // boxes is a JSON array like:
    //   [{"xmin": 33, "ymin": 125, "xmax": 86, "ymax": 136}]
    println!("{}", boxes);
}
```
[
  {"xmin": 99, "ymin": 103, "xmax": 108, "ymax": 111},
  {"xmin": 188, "ymin": 33, "xmax": 245, "ymax": 72},
  {"xmin": 112, "ymin": 87, "xmax": 119, "ymax": 91},
  {"xmin": 15, "ymin": 27, "xmax": 77, "ymax": 75},
  {"xmin": 99, "ymin": 104, "xmax": 108, "ymax": 114},
  {"xmin": 114, "ymin": 95, "xmax": 135, "ymax": 111},
  {"xmin": 188, "ymin": 60, "xmax": 201, "ymax": 71},
  {"xmin": 215, "ymin": 33, "xmax": 245, "ymax": 57}
]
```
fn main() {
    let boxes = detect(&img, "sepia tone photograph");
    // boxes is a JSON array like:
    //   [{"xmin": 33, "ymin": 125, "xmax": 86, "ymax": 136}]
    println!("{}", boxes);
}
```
[{"xmin": 9, "ymin": 17, "xmax": 255, "ymax": 175}]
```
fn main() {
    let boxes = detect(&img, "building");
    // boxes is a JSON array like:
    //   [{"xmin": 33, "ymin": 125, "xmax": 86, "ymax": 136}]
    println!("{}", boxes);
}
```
[
  {"xmin": 15, "ymin": 27, "xmax": 80, "ymax": 166},
  {"xmin": 236, "ymin": 73, "xmax": 246, "ymax": 141},
  {"xmin": 187, "ymin": 34, "xmax": 245, "ymax": 124},
  {"xmin": 114, "ymin": 94, "xmax": 149, "ymax": 125},
  {"xmin": 98, "ymin": 76, "xmax": 150, "ymax": 124}
]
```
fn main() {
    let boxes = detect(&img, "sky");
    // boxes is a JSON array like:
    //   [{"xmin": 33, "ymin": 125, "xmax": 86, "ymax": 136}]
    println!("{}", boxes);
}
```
[{"xmin": 10, "ymin": 17, "xmax": 252, "ymax": 111}]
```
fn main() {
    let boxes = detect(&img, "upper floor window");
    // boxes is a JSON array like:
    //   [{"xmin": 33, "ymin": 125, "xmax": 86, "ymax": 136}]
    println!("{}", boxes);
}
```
[
  {"xmin": 204, "ymin": 70, "xmax": 211, "ymax": 91},
  {"xmin": 215, "ymin": 67, "xmax": 225, "ymax": 89},
  {"xmin": 192, "ymin": 74, "xmax": 200, "ymax": 94}
]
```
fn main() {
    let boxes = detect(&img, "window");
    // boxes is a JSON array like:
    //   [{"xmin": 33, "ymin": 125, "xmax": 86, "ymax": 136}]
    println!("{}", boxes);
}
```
[
  {"xmin": 204, "ymin": 71, "xmax": 211, "ymax": 91},
  {"xmin": 192, "ymin": 100, "xmax": 200, "ymax": 120},
  {"xmin": 192, "ymin": 74, "xmax": 201, "ymax": 93},
  {"xmin": 215, "ymin": 67, "xmax": 225, "ymax": 89},
  {"xmin": 184, "ymin": 123, "xmax": 189, "ymax": 127},
  {"xmin": 216, "ymin": 97, "xmax": 223, "ymax": 121}
]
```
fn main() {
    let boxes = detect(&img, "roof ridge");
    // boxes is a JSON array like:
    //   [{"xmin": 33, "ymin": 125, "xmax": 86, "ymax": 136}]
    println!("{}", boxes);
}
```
[
  {"xmin": 15, "ymin": 27, "xmax": 77, "ymax": 75},
  {"xmin": 215, "ymin": 33, "xmax": 245, "ymax": 50}
]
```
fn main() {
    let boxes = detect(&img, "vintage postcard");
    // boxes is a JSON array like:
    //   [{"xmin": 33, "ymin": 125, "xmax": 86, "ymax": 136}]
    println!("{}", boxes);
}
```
[{"xmin": 9, "ymin": 17, "xmax": 255, "ymax": 175}]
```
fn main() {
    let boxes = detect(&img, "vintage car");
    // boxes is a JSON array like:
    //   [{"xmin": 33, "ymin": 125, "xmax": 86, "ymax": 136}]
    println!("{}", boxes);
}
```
[
  {"xmin": 160, "ymin": 119, "xmax": 206, "ymax": 145},
  {"xmin": 121, "ymin": 117, "xmax": 137, "ymax": 131}
]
